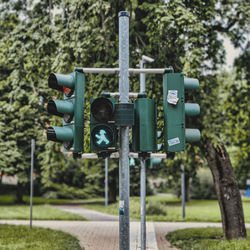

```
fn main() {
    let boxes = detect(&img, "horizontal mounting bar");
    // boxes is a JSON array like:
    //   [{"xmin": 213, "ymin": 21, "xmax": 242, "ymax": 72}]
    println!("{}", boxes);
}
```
[
  {"xmin": 101, "ymin": 91, "xmax": 147, "ymax": 98},
  {"xmin": 77, "ymin": 68, "xmax": 172, "ymax": 74},
  {"xmin": 81, "ymin": 152, "xmax": 167, "ymax": 159}
]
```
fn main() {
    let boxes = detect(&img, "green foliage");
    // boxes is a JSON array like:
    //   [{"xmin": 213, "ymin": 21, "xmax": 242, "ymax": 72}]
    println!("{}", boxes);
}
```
[
  {"xmin": 166, "ymin": 228, "xmax": 250, "ymax": 250},
  {"xmin": 146, "ymin": 201, "xmax": 167, "ymax": 216},
  {"xmin": 0, "ymin": 0, "xmax": 249, "ymax": 200},
  {"xmin": 190, "ymin": 169, "xmax": 216, "ymax": 199},
  {"xmin": 0, "ymin": 224, "xmax": 81, "ymax": 250}
]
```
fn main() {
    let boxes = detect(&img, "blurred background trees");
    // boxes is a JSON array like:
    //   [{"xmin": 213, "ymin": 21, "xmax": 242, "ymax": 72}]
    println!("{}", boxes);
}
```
[{"xmin": 0, "ymin": 0, "xmax": 249, "ymax": 203}]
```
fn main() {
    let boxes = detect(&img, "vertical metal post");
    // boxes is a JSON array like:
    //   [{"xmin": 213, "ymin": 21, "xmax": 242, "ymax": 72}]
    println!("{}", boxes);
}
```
[
  {"xmin": 30, "ymin": 139, "xmax": 35, "ymax": 229},
  {"xmin": 140, "ymin": 59, "xmax": 146, "ymax": 250},
  {"xmin": 181, "ymin": 164, "xmax": 185, "ymax": 219},
  {"xmin": 118, "ymin": 11, "xmax": 130, "ymax": 250},
  {"xmin": 105, "ymin": 157, "xmax": 108, "ymax": 207},
  {"xmin": 139, "ymin": 55, "xmax": 154, "ymax": 250},
  {"xmin": 140, "ymin": 159, "xmax": 146, "ymax": 250}
]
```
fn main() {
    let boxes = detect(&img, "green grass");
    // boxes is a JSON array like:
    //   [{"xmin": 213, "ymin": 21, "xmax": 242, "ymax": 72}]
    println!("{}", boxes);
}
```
[
  {"xmin": 0, "ymin": 204, "xmax": 86, "ymax": 220},
  {"xmin": 0, "ymin": 195, "xmax": 87, "ymax": 205},
  {"xmin": 0, "ymin": 224, "xmax": 81, "ymax": 250},
  {"xmin": 80, "ymin": 196, "xmax": 250, "ymax": 222},
  {"xmin": 166, "ymin": 228, "xmax": 250, "ymax": 250}
]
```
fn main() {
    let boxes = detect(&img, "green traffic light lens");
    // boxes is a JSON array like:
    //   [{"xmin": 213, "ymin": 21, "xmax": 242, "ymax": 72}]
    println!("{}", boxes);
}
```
[
  {"xmin": 92, "ymin": 125, "xmax": 114, "ymax": 149},
  {"xmin": 91, "ymin": 98, "xmax": 114, "ymax": 122}
]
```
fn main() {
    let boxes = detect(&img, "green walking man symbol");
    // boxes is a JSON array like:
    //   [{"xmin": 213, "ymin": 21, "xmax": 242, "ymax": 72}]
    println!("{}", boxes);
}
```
[{"xmin": 95, "ymin": 129, "xmax": 110, "ymax": 145}]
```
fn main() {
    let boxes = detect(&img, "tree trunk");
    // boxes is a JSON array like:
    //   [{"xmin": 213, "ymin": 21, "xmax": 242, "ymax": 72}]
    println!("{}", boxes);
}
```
[
  {"xmin": 108, "ymin": 167, "xmax": 117, "ymax": 203},
  {"xmin": 185, "ymin": 174, "xmax": 190, "ymax": 202},
  {"xmin": 15, "ymin": 181, "xmax": 24, "ymax": 204},
  {"xmin": 206, "ymin": 143, "xmax": 246, "ymax": 239}
]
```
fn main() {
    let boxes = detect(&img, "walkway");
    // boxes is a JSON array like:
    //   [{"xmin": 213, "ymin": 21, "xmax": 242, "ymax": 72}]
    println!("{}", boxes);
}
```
[{"xmin": 1, "ymin": 206, "xmax": 249, "ymax": 249}]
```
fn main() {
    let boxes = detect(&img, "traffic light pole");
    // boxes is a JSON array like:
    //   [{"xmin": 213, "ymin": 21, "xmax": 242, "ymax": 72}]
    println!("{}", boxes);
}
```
[
  {"xmin": 118, "ymin": 11, "xmax": 130, "ymax": 250},
  {"xmin": 105, "ymin": 157, "xmax": 108, "ymax": 207},
  {"xmin": 139, "ymin": 55, "xmax": 154, "ymax": 250}
]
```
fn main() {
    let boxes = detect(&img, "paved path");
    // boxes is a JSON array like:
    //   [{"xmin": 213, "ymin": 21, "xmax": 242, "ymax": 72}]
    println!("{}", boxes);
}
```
[
  {"xmin": 1, "ymin": 205, "xmax": 249, "ymax": 249},
  {"xmin": 53, "ymin": 205, "xmax": 119, "ymax": 221}
]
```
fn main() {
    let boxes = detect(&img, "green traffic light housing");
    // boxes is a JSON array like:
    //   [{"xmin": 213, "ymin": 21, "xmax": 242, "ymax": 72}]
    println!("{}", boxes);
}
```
[
  {"xmin": 47, "ymin": 126, "xmax": 73, "ymax": 149},
  {"xmin": 46, "ymin": 70, "xmax": 85, "ymax": 154},
  {"xmin": 163, "ymin": 73, "xmax": 200, "ymax": 152},
  {"xmin": 132, "ymin": 98, "xmax": 157, "ymax": 153},
  {"xmin": 90, "ymin": 97, "xmax": 117, "ymax": 152}
]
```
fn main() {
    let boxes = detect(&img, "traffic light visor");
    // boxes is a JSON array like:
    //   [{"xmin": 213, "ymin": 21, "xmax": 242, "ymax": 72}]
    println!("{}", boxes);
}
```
[
  {"xmin": 91, "ymin": 98, "xmax": 114, "ymax": 122},
  {"xmin": 48, "ymin": 73, "xmax": 74, "ymax": 97},
  {"xmin": 47, "ymin": 127, "xmax": 57, "ymax": 142},
  {"xmin": 48, "ymin": 73, "xmax": 63, "ymax": 91},
  {"xmin": 47, "ymin": 100, "xmax": 63, "ymax": 117}
]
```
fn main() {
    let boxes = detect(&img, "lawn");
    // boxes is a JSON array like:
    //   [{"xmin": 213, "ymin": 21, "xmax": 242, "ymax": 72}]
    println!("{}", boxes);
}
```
[
  {"xmin": 0, "ymin": 224, "xmax": 81, "ymax": 250},
  {"xmin": 166, "ymin": 227, "xmax": 250, "ymax": 250},
  {"xmin": 0, "ymin": 195, "xmax": 87, "ymax": 220},
  {"xmin": 0, "ymin": 204, "xmax": 86, "ymax": 220},
  {"xmin": 80, "ymin": 196, "xmax": 250, "ymax": 222}
]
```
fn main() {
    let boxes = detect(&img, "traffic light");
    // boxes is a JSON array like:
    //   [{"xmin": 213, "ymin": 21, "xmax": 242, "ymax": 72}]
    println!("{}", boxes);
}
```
[
  {"xmin": 147, "ymin": 158, "xmax": 163, "ymax": 169},
  {"xmin": 46, "ymin": 70, "xmax": 85, "ymax": 157},
  {"xmin": 90, "ymin": 97, "xmax": 117, "ymax": 152},
  {"xmin": 163, "ymin": 73, "xmax": 200, "ymax": 152},
  {"xmin": 132, "ymin": 98, "xmax": 157, "ymax": 152}
]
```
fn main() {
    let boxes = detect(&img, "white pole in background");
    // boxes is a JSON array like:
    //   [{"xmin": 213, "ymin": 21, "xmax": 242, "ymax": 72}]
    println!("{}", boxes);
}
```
[
  {"xmin": 139, "ymin": 55, "xmax": 154, "ymax": 250},
  {"xmin": 30, "ymin": 139, "xmax": 35, "ymax": 229}
]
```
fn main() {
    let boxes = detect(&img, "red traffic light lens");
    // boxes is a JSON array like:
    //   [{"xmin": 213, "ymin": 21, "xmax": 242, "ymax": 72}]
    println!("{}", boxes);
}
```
[{"xmin": 63, "ymin": 86, "xmax": 74, "ymax": 97}]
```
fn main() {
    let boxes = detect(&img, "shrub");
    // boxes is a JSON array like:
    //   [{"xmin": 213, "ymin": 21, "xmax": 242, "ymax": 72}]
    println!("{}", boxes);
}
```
[{"xmin": 146, "ymin": 201, "xmax": 167, "ymax": 216}]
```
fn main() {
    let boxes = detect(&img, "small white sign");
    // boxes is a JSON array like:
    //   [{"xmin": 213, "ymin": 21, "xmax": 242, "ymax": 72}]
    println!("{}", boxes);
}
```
[
  {"xmin": 168, "ymin": 137, "xmax": 180, "ymax": 146},
  {"xmin": 167, "ymin": 90, "xmax": 179, "ymax": 105}
]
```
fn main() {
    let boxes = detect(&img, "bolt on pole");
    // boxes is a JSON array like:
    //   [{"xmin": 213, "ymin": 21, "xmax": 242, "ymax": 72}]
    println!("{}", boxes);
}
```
[{"xmin": 118, "ymin": 11, "xmax": 130, "ymax": 250}]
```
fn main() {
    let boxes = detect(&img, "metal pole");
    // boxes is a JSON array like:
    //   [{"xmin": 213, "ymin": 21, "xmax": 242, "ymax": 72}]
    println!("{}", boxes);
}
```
[
  {"xmin": 140, "ymin": 159, "xmax": 146, "ymax": 250},
  {"xmin": 30, "ymin": 139, "xmax": 35, "ymax": 229},
  {"xmin": 81, "ymin": 152, "xmax": 167, "ymax": 159},
  {"xmin": 140, "ymin": 59, "xmax": 146, "ymax": 250},
  {"xmin": 118, "ymin": 11, "xmax": 130, "ymax": 250},
  {"xmin": 79, "ymin": 68, "xmax": 170, "ymax": 74},
  {"xmin": 181, "ymin": 164, "xmax": 185, "ymax": 219},
  {"xmin": 105, "ymin": 157, "xmax": 108, "ymax": 207},
  {"xmin": 139, "ymin": 55, "xmax": 154, "ymax": 250}
]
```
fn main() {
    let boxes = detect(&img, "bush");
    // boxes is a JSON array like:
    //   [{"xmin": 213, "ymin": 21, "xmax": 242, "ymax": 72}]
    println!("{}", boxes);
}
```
[
  {"xmin": 146, "ymin": 201, "xmax": 167, "ymax": 216},
  {"xmin": 166, "ymin": 228, "xmax": 250, "ymax": 250},
  {"xmin": 190, "ymin": 169, "xmax": 217, "ymax": 199}
]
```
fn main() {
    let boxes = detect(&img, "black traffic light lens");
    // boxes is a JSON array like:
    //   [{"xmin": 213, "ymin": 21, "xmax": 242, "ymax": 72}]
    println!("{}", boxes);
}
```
[
  {"xmin": 48, "ymin": 74, "xmax": 63, "ymax": 91},
  {"xmin": 91, "ymin": 125, "xmax": 114, "ymax": 149},
  {"xmin": 91, "ymin": 98, "xmax": 114, "ymax": 122},
  {"xmin": 47, "ymin": 127, "xmax": 57, "ymax": 142},
  {"xmin": 47, "ymin": 100, "xmax": 63, "ymax": 117}
]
